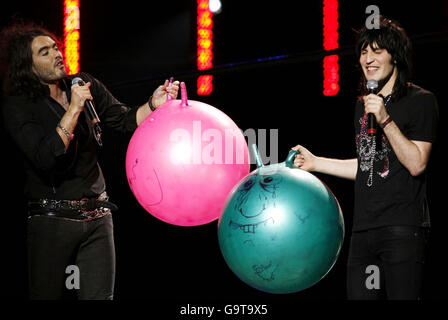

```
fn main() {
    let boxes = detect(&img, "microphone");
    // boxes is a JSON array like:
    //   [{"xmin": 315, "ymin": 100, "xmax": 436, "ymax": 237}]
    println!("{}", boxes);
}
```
[
  {"xmin": 366, "ymin": 80, "xmax": 379, "ymax": 136},
  {"xmin": 71, "ymin": 77, "xmax": 102, "ymax": 146}
]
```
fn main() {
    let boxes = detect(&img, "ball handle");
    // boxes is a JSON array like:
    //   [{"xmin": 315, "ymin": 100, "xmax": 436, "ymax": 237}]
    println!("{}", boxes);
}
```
[
  {"xmin": 251, "ymin": 144, "xmax": 264, "ymax": 168},
  {"xmin": 285, "ymin": 150, "xmax": 299, "ymax": 168},
  {"xmin": 252, "ymin": 145, "xmax": 300, "ymax": 169},
  {"xmin": 180, "ymin": 82, "xmax": 189, "ymax": 107}
]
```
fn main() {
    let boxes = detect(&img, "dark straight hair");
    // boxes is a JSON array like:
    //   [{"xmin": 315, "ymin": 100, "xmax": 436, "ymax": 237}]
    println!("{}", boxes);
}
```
[{"xmin": 355, "ymin": 16, "xmax": 412, "ymax": 101}]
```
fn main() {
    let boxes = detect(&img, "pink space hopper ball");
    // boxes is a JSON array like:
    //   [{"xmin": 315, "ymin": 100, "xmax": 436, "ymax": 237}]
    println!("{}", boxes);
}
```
[{"xmin": 125, "ymin": 82, "xmax": 250, "ymax": 226}]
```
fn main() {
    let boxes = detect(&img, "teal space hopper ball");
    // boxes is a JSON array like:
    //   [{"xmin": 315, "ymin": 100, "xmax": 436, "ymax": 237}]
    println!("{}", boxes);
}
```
[{"xmin": 218, "ymin": 145, "xmax": 344, "ymax": 294}]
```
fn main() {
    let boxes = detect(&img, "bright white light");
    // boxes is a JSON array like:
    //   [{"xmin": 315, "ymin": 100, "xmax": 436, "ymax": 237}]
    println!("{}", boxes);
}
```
[
  {"xmin": 209, "ymin": 0, "xmax": 222, "ymax": 14},
  {"xmin": 170, "ymin": 142, "xmax": 192, "ymax": 165}
]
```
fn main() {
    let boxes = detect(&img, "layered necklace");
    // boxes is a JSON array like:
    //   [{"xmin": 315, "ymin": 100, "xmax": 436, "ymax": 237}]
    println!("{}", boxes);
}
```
[{"xmin": 366, "ymin": 93, "xmax": 393, "ymax": 187}]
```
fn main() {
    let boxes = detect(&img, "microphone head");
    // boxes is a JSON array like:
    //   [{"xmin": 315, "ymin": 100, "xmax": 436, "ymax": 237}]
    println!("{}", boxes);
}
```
[
  {"xmin": 366, "ymin": 79, "xmax": 378, "ymax": 93},
  {"xmin": 71, "ymin": 77, "xmax": 84, "ymax": 86}
]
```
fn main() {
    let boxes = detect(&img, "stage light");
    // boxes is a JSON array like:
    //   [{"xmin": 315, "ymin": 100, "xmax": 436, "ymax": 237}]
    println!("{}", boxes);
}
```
[
  {"xmin": 323, "ymin": 0, "xmax": 339, "ymax": 96},
  {"xmin": 197, "ymin": 0, "xmax": 213, "ymax": 95},
  {"xmin": 64, "ymin": 0, "xmax": 80, "ymax": 75},
  {"xmin": 197, "ymin": 75, "xmax": 213, "ymax": 95},
  {"xmin": 323, "ymin": 55, "xmax": 339, "ymax": 96},
  {"xmin": 209, "ymin": 0, "xmax": 222, "ymax": 14}
]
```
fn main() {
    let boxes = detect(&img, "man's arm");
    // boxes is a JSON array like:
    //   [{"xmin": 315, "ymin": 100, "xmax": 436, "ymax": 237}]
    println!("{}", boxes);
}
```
[
  {"xmin": 364, "ymin": 93, "xmax": 434, "ymax": 177},
  {"xmin": 56, "ymin": 106, "xmax": 82, "ymax": 149},
  {"xmin": 381, "ymin": 120, "xmax": 432, "ymax": 176},
  {"xmin": 291, "ymin": 145, "xmax": 357, "ymax": 180},
  {"xmin": 56, "ymin": 81, "xmax": 91, "ymax": 149}
]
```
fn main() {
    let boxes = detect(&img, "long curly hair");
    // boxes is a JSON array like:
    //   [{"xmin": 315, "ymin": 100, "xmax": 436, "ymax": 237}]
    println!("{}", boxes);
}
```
[
  {"xmin": 355, "ymin": 16, "xmax": 412, "ymax": 101},
  {"xmin": 0, "ymin": 22, "xmax": 62, "ymax": 100}
]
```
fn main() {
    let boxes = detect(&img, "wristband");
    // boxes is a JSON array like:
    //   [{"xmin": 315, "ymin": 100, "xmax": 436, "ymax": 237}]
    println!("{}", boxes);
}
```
[
  {"xmin": 380, "ymin": 116, "xmax": 392, "ymax": 129},
  {"xmin": 148, "ymin": 95, "xmax": 156, "ymax": 111},
  {"xmin": 57, "ymin": 123, "xmax": 74, "ymax": 141}
]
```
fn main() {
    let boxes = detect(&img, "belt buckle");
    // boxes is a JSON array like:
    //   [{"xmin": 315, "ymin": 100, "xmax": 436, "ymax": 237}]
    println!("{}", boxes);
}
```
[
  {"xmin": 79, "ymin": 198, "xmax": 89, "ymax": 212},
  {"xmin": 47, "ymin": 199, "xmax": 61, "ymax": 211}
]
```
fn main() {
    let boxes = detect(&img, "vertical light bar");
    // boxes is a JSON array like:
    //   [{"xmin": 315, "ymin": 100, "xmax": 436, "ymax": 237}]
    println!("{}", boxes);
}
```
[
  {"xmin": 197, "ymin": 0, "xmax": 213, "ymax": 95},
  {"xmin": 64, "ymin": 0, "xmax": 80, "ymax": 75},
  {"xmin": 323, "ymin": 0, "xmax": 339, "ymax": 96}
]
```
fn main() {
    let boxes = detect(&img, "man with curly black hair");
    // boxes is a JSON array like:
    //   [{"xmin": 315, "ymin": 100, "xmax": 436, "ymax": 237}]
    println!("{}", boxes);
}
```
[{"xmin": 0, "ymin": 22, "xmax": 179, "ymax": 300}]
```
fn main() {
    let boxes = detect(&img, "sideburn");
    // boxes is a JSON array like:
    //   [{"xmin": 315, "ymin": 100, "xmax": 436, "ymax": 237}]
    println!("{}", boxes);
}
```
[{"xmin": 376, "ymin": 65, "xmax": 396, "ymax": 93}]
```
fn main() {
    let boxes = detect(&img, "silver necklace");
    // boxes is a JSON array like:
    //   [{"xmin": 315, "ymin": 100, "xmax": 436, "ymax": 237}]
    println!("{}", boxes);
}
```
[
  {"xmin": 366, "ymin": 94, "xmax": 392, "ymax": 187},
  {"xmin": 383, "ymin": 94, "xmax": 392, "ymax": 107},
  {"xmin": 60, "ymin": 92, "xmax": 69, "ymax": 109}
]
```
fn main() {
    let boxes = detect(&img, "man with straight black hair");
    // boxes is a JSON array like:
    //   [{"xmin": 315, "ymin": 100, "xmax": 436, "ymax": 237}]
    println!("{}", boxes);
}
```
[{"xmin": 291, "ymin": 16, "xmax": 438, "ymax": 299}]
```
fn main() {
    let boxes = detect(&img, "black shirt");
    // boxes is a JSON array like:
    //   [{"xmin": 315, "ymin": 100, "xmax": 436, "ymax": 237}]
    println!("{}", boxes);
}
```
[
  {"xmin": 2, "ymin": 73, "xmax": 138, "ymax": 200},
  {"xmin": 353, "ymin": 84, "xmax": 438, "ymax": 231}
]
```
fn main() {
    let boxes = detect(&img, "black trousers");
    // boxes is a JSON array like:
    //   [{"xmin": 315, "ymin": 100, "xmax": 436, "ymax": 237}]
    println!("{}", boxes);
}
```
[
  {"xmin": 27, "ymin": 213, "xmax": 115, "ymax": 300},
  {"xmin": 346, "ymin": 225, "xmax": 429, "ymax": 300}
]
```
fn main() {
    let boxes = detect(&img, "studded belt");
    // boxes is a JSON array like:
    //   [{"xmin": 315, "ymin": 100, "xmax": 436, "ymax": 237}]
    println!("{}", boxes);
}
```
[{"xmin": 28, "ymin": 192, "xmax": 118, "ymax": 221}]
